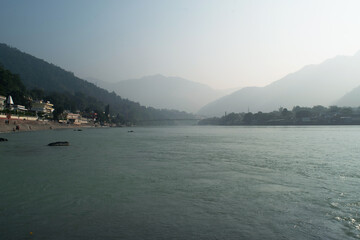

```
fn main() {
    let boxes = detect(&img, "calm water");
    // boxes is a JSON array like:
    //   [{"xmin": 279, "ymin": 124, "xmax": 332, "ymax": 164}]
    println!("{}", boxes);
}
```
[{"xmin": 1, "ymin": 126, "xmax": 360, "ymax": 239}]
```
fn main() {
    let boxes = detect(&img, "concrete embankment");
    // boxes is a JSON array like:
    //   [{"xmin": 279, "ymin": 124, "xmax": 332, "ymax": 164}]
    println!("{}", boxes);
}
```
[{"xmin": 0, "ymin": 119, "xmax": 94, "ymax": 133}]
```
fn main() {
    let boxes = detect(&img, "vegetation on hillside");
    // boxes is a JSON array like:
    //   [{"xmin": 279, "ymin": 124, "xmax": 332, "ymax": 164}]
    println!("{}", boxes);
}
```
[
  {"xmin": 0, "ymin": 43, "xmax": 194, "ymax": 124},
  {"xmin": 0, "ymin": 64, "xmax": 193, "ymax": 125},
  {"xmin": 0, "ymin": 64, "xmax": 28, "ymax": 107}
]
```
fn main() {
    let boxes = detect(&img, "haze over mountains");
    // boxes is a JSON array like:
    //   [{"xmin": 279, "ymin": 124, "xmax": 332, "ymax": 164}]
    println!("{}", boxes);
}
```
[
  {"xmin": 336, "ymin": 80, "xmax": 360, "ymax": 106},
  {"xmin": 0, "ymin": 43, "xmax": 194, "ymax": 122},
  {"xmin": 2, "ymin": 42, "xmax": 360, "ymax": 119},
  {"xmin": 199, "ymin": 51, "xmax": 360, "ymax": 117},
  {"xmin": 88, "ymin": 75, "xmax": 233, "ymax": 113}
]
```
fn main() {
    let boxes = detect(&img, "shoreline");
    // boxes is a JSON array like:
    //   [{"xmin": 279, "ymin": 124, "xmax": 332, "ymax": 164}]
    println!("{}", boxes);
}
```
[{"xmin": 0, "ymin": 119, "xmax": 96, "ymax": 133}]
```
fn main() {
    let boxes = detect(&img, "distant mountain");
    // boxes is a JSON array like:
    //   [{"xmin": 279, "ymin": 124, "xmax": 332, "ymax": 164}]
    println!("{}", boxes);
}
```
[
  {"xmin": 336, "ymin": 85, "xmax": 360, "ymax": 107},
  {"xmin": 88, "ymin": 75, "xmax": 232, "ymax": 113},
  {"xmin": 0, "ymin": 43, "xmax": 194, "ymax": 122},
  {"xmin": 198, "ymin": 51, "xmax": 360, "ymax": 116}
]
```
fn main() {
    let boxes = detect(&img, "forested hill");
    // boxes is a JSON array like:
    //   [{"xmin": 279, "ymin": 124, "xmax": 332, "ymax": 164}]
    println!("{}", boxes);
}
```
[
  {"xmin": 0, "ymin": 43, "xmax": 194, "ymax": 122},
  {"xmin": 0, "ymin": 65, "xmax": 27, "ymax": 106}
]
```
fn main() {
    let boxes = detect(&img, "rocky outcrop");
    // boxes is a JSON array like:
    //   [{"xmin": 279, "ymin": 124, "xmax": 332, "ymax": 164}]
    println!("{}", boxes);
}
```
[
  {"xmin": 48, "ymin": 141, "xmax": 69, "ymax": 146},
  {"xmin": 0, "ymin": 138, "xmax": 8, "ymax": 142}
]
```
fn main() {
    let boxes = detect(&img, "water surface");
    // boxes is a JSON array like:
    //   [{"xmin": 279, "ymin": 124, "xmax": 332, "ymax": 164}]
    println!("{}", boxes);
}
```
[{"xmin": 1, "ymin": 126, "xmax": 360, "ymax": 239}]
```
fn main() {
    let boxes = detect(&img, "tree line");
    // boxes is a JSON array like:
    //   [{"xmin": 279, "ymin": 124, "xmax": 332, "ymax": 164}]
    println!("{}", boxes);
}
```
[{"xmin": 198, "ymin": 105, "xmax": 360, "ymax": 125}]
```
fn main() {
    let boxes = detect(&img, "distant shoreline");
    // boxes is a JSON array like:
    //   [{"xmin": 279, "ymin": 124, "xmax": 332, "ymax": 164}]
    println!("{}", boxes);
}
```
[
  {"xmin": 0, "ymin": 119, "xmax": 95, "ymax": 133},
  {"xmin": 198, "ymin": 123, "xmax": 360, "ymax": 126}
]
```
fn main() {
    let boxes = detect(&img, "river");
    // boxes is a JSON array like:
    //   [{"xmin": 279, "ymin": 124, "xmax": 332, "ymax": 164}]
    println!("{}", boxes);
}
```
[{"xmin": 1, "ymin": 126, "xmax": 360, "ymax": 239}]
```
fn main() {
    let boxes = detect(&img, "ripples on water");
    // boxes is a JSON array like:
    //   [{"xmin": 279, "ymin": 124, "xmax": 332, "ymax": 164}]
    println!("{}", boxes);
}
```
[{"xmin": 1, "ymin": 126, "xmax": 360, "ymax": 239}]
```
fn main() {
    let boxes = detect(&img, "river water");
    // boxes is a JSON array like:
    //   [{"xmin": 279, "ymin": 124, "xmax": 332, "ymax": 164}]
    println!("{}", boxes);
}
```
[{"xmin": 1, "ymin": 126, "xmax": 360, "ymax": 239}]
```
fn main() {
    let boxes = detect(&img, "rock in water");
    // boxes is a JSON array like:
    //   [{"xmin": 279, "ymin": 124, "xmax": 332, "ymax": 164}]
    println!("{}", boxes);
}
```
[
  {"xmin": 48, "ymin": 141, "xmax": 69, "ymax": 146},
  {"xmin": 0, "ymin": 138, "xmax": 8, "ymax": 142}
]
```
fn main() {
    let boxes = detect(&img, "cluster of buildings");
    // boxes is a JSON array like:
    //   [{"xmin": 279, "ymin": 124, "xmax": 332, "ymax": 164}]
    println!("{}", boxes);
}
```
[
  {"xmin": 59, "ymin": 112, "xmax": 93, "ymax": 125},
  {"xmin": 0, "ymin": 95, "xmax": 91, "ymax": 125},
  {"xmin": 0, "ymin": 95, "xmax": 54, "ymax": 115}
]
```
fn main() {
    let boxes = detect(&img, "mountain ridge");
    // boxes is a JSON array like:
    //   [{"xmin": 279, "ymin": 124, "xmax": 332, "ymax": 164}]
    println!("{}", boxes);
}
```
[
  {"xmin": 198, "ymin": 51, "xmax": 360, "ymax": 117},
  {"xmin": 88, "ymin": 74, "xmax": 233, "ymax": 113},
  {"xmin": 0, "ymin": 43, "xmax": 194, "ymax": 122}
]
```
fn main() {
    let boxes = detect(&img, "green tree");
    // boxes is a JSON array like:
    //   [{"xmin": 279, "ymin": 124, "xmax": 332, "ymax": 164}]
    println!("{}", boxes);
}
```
[
  {"xmin": 0, "ymin": 65, "xmax": 27, "ymax": 105},
  {"xmin": 243, "ymin": 112, "xmax": 253, "ymax": 124},
  {"xmin": 295, "ymin": 110, "xmax": 311, "ymax": 119}
]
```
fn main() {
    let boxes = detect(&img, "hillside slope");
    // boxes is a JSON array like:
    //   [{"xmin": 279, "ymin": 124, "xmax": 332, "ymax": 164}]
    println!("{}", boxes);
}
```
[
  {"xmin": 336, "ymin": 85, "xmax": 360, "ymax": 107},
  {"xmin": 198, "ymin": 51, "xmax": 360, "ymax": 116},
  {"xmin": 90, "ymin": 75, "xmax": 230, "ymax": 113},
  {"xmin": 0, "ymin": 43, "xmax": 193, "ymax": 122}
]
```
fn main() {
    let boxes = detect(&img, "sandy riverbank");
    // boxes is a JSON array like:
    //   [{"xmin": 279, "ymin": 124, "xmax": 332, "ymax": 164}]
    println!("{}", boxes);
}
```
[{"xmin": 0, "ymin": 119, "xmax": 95, "ymax": 133}]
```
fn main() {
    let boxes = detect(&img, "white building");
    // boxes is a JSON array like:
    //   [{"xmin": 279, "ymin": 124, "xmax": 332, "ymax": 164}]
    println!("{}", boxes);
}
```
[
  {"xmin": 31, "ymin": 100, "xmax": 54, "ymax": 114},
  {"xmin": 67, "ymin": 113, "xmax": 88, "ymax": 125},
  {"xmin": 14, "ymin": 105, "xmax": 27, "ymax": 112}
]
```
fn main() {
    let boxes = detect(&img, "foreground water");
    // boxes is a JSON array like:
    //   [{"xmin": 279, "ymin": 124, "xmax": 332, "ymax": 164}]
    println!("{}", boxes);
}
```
[{"xmin": 1, "ymin": 126, "xmax": 360, "ymax": 239}]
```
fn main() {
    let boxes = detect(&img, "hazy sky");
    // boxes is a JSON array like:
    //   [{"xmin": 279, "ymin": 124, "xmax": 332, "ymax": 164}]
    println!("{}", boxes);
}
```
[{"xmin": 1, "ymin": 0, "xmax": 360, "ymax": 89}]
